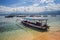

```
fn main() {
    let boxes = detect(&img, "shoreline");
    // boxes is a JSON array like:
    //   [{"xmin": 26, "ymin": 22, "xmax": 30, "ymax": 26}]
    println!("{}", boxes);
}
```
[{"xmin": 0, "ymin": 27, "xmax": 60, "ymax": 40}]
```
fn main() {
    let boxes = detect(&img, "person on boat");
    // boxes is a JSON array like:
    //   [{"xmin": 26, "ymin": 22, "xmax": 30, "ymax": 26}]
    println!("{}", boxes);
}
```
[{"xmin": 36, "ymin": 20, "xmax": 42, "ymax": 26}]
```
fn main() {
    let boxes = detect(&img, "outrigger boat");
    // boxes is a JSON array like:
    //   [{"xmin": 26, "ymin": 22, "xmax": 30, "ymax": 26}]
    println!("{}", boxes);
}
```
[{"xmin": 22, "ymin": 17, "xmax": 49, "ymax": 30}]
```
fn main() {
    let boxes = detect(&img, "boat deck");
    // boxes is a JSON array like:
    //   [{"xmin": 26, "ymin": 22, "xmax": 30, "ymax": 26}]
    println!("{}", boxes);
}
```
[{"xmin": 22, "ymin": 21, "xmax": 47, "ymax": 29}]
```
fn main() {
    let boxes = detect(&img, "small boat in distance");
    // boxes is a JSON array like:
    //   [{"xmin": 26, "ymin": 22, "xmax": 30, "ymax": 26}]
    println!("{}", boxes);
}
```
[
  {"xmin": 5, "ymin": 16, "xmax": 14, "ymax": 18},
  {"xmin": 5, "ymin": 14, "xmax": 15, "ymax": 18},
  {"xmin": 22, "ymin": 17, "xmax": 49, "ymax": 31}
]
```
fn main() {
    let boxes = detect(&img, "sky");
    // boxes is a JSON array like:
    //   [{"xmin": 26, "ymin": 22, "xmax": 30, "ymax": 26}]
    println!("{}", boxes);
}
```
[{"xmin": 0, "ymin": 0, "xmax": 60, "ymax": 14}]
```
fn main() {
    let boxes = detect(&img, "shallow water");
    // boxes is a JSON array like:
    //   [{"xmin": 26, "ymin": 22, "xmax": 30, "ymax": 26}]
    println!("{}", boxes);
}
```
[
  {"xmin": 0, "ymin": 15, "xmax": 60, "ymax": 32},
  {"xmin": 0, "ymin": 15, "xmax": 60, "ymax": 40}
]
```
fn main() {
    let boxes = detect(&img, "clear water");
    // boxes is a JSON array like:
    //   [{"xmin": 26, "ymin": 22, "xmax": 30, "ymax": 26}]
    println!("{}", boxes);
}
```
[{"xmin": 0, "ymin": 15, "xmax": 60, "ymax": 33}]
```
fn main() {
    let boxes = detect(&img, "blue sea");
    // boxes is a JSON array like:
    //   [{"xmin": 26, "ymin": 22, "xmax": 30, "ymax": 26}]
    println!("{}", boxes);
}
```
[
  {"xmin": 0, "ymin": 15, "xmax": 60, "ymax": 32},
  {"xmin": 0, "ymin": 15, "xmax": 60, "ymax": 40}
]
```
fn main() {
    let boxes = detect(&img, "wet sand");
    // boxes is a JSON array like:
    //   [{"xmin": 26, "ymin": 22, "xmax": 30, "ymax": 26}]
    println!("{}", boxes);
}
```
[
  {"xmin": 0, "ymin": 28, "xmax": 60, "ymax": 40},
  {"xmin": 32, "ymin": 31, "xmax": 60, "ymax": 40}
]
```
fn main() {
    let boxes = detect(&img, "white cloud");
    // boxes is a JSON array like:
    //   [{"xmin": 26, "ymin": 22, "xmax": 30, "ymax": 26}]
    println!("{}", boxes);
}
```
[
  {"xmin": 10, "ymin": 0, "xmax": 54, "ymax": 7},
  {"xmin": 0, "ymin": 0, "xmax": 60, "ymax": 14},
  {"xmin": 45, "ymin": 3, "xmax": 60, "ymax": 11},
  {"xmin": 0, "ymin": 5, "xmax": 46, "ymax": 13},
  {"xmin": 13, "ymin": 6, "xmax": 45, "ymax": 13},
  {"xmin": 32, "ymin": 4, "xmax": 39, "ymax": 7},
  {"xmin": 46, "ymin": 0, "xmax": 54, "ymax": 3},
  {"xmin": 0, "ymin": 6, "xmax": 15, "ymax": 14},
  {"xmin": 40, "ymin": 0, "xmax": 54, "ymax": 3},
  {"xmin": 30, "ymin": 0, "xmax": 54, "ymax": 4}
]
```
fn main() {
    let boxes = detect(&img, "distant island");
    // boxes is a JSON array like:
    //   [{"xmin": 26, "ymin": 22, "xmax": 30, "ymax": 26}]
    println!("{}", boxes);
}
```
[{"xmin": 0, "ymin": 11, "xmax": 60, "ymax": 16}]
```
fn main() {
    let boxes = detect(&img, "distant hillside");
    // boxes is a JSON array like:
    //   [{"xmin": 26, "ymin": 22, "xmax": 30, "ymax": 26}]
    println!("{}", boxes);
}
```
[
  {"xmin": 40, "ymin": 11, "xmax": 60, "ymax": 15},
  {"xmin": 13, "ymin": 10, "xmax": 60, "ymax": 15},
  {"xmin": 0, "ymin": 11, "xmax": 60, "ymax": 16}
]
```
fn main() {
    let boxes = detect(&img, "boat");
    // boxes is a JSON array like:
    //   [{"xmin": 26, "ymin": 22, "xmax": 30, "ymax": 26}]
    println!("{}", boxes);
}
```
[
  {"xmin": 5, "ymin": 16, "xmax": 14, "ymax": 18},
  {"xmin": 21, "ymin": 17, "xmax": 49, "ymax": 30},
  {"xmin": 5, "ymin": 14, "xmax": 15, "ymax": 18}
]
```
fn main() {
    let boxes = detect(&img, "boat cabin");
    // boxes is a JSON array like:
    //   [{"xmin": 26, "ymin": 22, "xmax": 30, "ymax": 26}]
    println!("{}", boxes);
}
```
[{"xmin": 22, "ymin": 17, "xmax": 49, "ymax": 30}]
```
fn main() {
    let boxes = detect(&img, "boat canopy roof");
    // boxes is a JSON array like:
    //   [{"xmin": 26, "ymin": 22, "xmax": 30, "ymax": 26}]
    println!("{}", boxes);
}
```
[{"xmin": 24, "ymin": 17, "xmax": 48, "ymax": 21}]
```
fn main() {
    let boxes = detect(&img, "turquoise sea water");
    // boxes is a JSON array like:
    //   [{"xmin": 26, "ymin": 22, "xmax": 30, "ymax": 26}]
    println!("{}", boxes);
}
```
[
  {"xmin": 0, "ymin": 15, "xmax": 60, "ymax": 40},
  {"xmin": 0, "ymin": 15, "xmax": 60, "ymax": 33}
]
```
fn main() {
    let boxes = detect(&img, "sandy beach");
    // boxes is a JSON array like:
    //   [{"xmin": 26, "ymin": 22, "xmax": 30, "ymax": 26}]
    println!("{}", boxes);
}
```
[
  {"xmin": 0, "ymin": 27, "xmax": 60, "ymax": 40},
  {"xmin": 32, "ymin": 31, "xmax": 60, "ymax": 40}
]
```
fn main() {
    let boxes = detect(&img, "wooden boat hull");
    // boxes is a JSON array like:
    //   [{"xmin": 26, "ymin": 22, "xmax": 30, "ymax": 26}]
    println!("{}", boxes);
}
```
[{"xmin": 21, "ymin": 21, "xmax": 49, "ymax": 31}]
